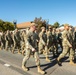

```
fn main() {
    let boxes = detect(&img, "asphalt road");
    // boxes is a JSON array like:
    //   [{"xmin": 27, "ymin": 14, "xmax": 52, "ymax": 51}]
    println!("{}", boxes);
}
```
[{"xmin": 0, "ymin": 49, "xmax": 76, "ymax": 75}]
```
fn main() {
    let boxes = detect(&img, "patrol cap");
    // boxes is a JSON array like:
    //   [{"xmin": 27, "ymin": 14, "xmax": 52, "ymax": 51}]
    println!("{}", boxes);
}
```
[
  {"xmin": 41, "ymin": 26, "xmax": 45, "ymax": 30},
  {"xmin": 64, "ymin": 23, "xmax": 69, "ymax": 27},
  {"xmin": 30, "ymin": 23, "xmax": 38, "ymax": 27},
  {"xmin": 48, "ymin": 26, "xmax": 52, "ymax": 29}
]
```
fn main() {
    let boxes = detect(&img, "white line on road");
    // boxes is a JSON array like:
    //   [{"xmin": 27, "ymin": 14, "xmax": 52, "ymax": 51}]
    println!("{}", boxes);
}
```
[{"xmin": 4, "ymin": 64, "xmax": 10, "ymax": 67}]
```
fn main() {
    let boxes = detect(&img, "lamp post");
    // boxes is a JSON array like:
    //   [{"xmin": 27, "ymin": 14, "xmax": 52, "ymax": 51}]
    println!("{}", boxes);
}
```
[
  {"xmin": 13, "ymin": 20, "xmax": 17, "ymax": 29},
  {"xmin": 45, "ymin": 19, "xmax": 49, "ymax": 30}
]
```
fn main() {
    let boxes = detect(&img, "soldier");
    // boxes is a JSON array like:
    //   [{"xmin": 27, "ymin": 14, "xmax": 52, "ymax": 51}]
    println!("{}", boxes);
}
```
[
  {"xmin": 0, "ymin": 31, "xmax": 2, "ymax": 50},
  {"xmin": 57, "ymin": 24, "xmax": 76, "ymax": 66},
  {"xmin": 1, "ymin": 32, "xmax": 6, "ymax": 50},
  {"xmin": 74, "ymin": 27, "xmax": 76, "ymax": 51},
  {"xmin": 5, "ymin": 30, "xmax": 13, "ymax": 51},
  {"xmin": 52, "ymin": 28, "xmax": 59, "ymax": 57},
  {"xmin": 12, "ymin": 29, "xmax": 21, "ymax": 54},
  {"xmin": 10, "ymin": 31, "xmax": 14, "ymax": 51},
  {"xmin": 22, "ymin": 23, "xmax": 45, "ymax": 74},
  {"xmin": 47, "ymin": 26, "xmax": 55, "ymax": 57},
  {"xmin": 20, "ymin": 30, "xmax": 26, "ymax": 55},
  {"xmin": 57, "ymin": 29, "xmax": 63, "ymax": 51},
  {"xmin": 38, "ymin": 26, "xmax": 50, "ymax": 62}
]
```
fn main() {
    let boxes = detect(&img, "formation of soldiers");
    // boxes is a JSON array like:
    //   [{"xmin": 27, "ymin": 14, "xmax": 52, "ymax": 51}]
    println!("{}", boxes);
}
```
[{"xmin": 0, "ymin": 23, "xmax": 76, "ymax": 74}]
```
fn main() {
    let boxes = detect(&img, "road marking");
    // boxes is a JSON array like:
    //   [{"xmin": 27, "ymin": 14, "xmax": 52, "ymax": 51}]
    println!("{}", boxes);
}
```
[{"xmin": 4, "ymin": 64, "xmax": 10, "ymax": 67}]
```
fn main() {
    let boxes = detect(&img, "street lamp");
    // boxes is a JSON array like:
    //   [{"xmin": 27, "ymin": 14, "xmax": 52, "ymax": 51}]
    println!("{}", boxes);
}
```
[
  {"xmin": 45, "ymin": 19, "xmax": 49, "ymax": 30},
  {"xmin": 13, "ymin": 20, "xmax": 17, "ymax": 29}
]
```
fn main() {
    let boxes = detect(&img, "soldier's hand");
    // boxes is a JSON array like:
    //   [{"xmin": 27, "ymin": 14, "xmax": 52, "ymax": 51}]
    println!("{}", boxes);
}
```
[
  {"xmin": 32, "ymin": 48, "xmax": 36, "ymax": 52},
  {"xmin": 45, "ymin": 43, "xmax": 47, "ymax": 46},
  {"xmin": 69, "ymin": 45, "xmax": 72, "ymax": 48}
]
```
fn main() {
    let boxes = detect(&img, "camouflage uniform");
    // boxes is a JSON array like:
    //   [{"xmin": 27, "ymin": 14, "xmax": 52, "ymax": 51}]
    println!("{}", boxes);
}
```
[
  {"xmin": 1, "ymin": 32, "xmax": 6, "ymax": 50},
  {"xmin": 12, "ymin": 29, "xmax": 21, "ymax": 54},
  {"xmin": 20, "ymin": 30, "xmax": 25, "ymax": 51},
  {"xmin": 39, "ymin": 30, "xmax": 47, "ymax": 54},
  {"xmin": 47, "ymin": 26, "xmax": 54, "ymax": 57},
  {"xmin": 52, "ymin": 28, "xmax": 59, "ymax": 56},
  {"xmin": 57, "ymin": 24, "xmax": 75, "ymax": 65},
  {"xmin": 57, "ymin": 29, "xmax": 63, "ymax": 51},
  {"xmin": 5, "ymin": 30, "xmax": 13, "ymax": 51},
  {"xmin": 22, "ymin": 23, "xmax": 45, "ymax": 74},
  {"xmin": 73, "ymin": 27, "xmax": 76, "ymax": 51},
  {"xmin": 22, "ymin": 30, "xmax": 40, "ymax": 66},
  {"xmin": 38, "ymin": 27, "xmax": 50, "ymax": 62}
]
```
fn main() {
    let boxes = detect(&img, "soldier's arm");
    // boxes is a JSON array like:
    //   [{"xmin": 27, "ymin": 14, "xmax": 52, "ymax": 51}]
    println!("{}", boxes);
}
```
[
  {"xmin": 39, "ymin": 32, "xmax": 46, "ymax": 45},
  {"xmin": 47, "ymin": 32, "xmax": 50, "ymax": 45},
  {"xmin": 25, "ymin": 34, "xmax": 34, "ymax": 50},
  {"xmin": 62, "ymin": 31, "xmax": 72, "ymax": 47}
]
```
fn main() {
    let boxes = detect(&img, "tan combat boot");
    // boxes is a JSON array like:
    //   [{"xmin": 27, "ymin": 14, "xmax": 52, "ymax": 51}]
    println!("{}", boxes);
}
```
[
  {"xmin": 22, "ymin": 50, "xmax": 25, "ymax": 56},
  {"xmin": 12, "ymin": 50, "xmax": 14, "ymax": 54},
  {"xmin": 37, "ymin": 66, "xmax": 45, "ymax": 74},
  {"xmin": 18, "ymin": 50, "xmax": 21, "ymax": 54},
  {"xmin": 69, "ymin": 60, "xmax": 76, "ymax": 66},
  {"xmin": 46, "ymin": 57, "xmax": 51, "ymax": 62},
  {"xmin": 22, "ymin": 65, "xmax": 29, "ymax": 71}
]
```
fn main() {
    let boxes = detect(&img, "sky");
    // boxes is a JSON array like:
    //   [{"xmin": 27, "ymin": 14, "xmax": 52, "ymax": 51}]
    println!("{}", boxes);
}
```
[{"xmin": 0, "ymin": 0, "xmax": 76, "ymax": 26}]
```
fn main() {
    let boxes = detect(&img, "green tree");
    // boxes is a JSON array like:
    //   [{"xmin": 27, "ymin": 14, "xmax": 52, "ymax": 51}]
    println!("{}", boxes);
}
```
[
  {"xmin": 53, "ymin": 22, "xmax": 60, "ymax": 28},
  {"xmin": 0, "ymin": 19, "xmax": 14, "ymax": 32},
  {"xmin": 33, "ymin": 17, "xmax": 48, "ymax": 32}
]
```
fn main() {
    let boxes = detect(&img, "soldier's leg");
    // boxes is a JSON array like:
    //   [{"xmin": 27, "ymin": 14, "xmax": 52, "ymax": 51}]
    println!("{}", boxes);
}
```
[
  {"xmin": 22, "ymin": 49, "xmax": 30, "ymax": 71},
  {"xmin": 12, "ymin": 41, "xmax": 16, "ymax": 53},
  {"xmin": 57, "ymin": 46, "xmax": 69, "ymax": 61},
  {"xmin": 34, "ymin": 52, "xmax": 45, "ymax": 74},
  {"xmin": 0, "ymin": 42, "xmax": 3, "ymax": 50},
  {"xmin": 5, "ymin": 41, "xmax": 8, "ymax": 51},
  {"xmin": 69, "ymin": 48, "xmax": 76, "ymax": 65},
  {"xmin": 38, "ymin": 43, "xmax": 43, "ymax": 54},
  {"xmin": 21, "ymin": 42, "xmax": 26, "ymax": 56},
  {"xmin": 55, "ymin": 43, "xmax": 59, "ymax": 55},
  {"xmin": 8, "ymin": 41, "xmax": 11, "ymax": 51},
  {"xmin": 18, "ymin": 42, "xmax": 21, "ymax": 54},
  {"xmin": 34, "ymin": 52, "xmax": 40, "ymax": 66},
  {"xmin": 60, "ymin": 42, "xmax": 63, "ymax": 51},
  {"xmin": 74, "ymin": 43, "xmax": 76, "ymax": 57},
  {"xmin": 51, "ymin": 45, "xmax": 56, "ymax": 57},
  {"xmin": 44, "ymin": 46, "xmax": 50, "ymax": 62},
  {"xmin": 21, "ymin": 41, "xmax": 24, "ymax": 51}
]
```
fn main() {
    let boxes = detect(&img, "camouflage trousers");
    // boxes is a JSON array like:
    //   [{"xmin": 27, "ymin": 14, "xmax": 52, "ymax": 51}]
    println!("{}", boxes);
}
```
[
  {"xmin": 5, "ymin": 41, "xmax": 11, "ymax": 50},
  {"xmin": 13, "ymin": 40, "xmax": 21, "ymax": 50},
  {"xmin": 22, "ymin": 48, "xmax": 40, "ymax": 66},
  {"xmin": 39, "ymin": 43, "xmax": 48, "ymax": 57},
  {"xmin": 58, "ymin": 46, "xmax": 74, "ymax": 60},
  {"xmin": 1, "ymin": 41, "xmax": 6, "ymax": 49},
  {"xmin": 48, "ymin": 45, "xmax": 55, "ymax": 56},
  {"xmin": 20, "ymin": 41, "xmax": 25, "ymax": 50}
]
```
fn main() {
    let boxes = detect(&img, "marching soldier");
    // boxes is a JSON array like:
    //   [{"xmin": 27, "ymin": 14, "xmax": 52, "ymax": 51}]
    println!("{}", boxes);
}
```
[
  {"xmin": 12, "ymin": 29, "xmax": 21, "ymax": 54},
  {"xmin": 22, "ymin": 23, "xmax": 45, "ymax": 74},
  {"xmin": 56, "ymin": 29, "xmax": 63, "ymax": 51},
  {"xmin": 5, "ymin": 30, "xmax": 13, "ymax": 51},
  {"xmin": 20, "ymin": 30, "xmax": 26, "ymax": 55},
  {"xmin": 38, "ymin": 26, "xmax": 50, "ymax": 62},
  {"xmin": 52, "ymin": 28, "xmax": 59, "ymax": 57},
  {"xmin": 1, "ymin": 32, "xmax": 6, "ymax": 50},
  {"xmin": 47, "ymin": 26, "xmax": 55, "ymax": 57},
  {"xmin": 57, "ymin": 24, "xmax": 76, "ymax": 66},
  {"xmin": 72, "ymin": 27, "xmax": 76, "ymax": 59}
]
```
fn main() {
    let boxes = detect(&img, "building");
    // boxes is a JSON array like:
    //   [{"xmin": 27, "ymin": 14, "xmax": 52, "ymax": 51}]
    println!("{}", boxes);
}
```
[{"xmin": 16, "ymin": 22, "xmax": 33, "ymax": 29}]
